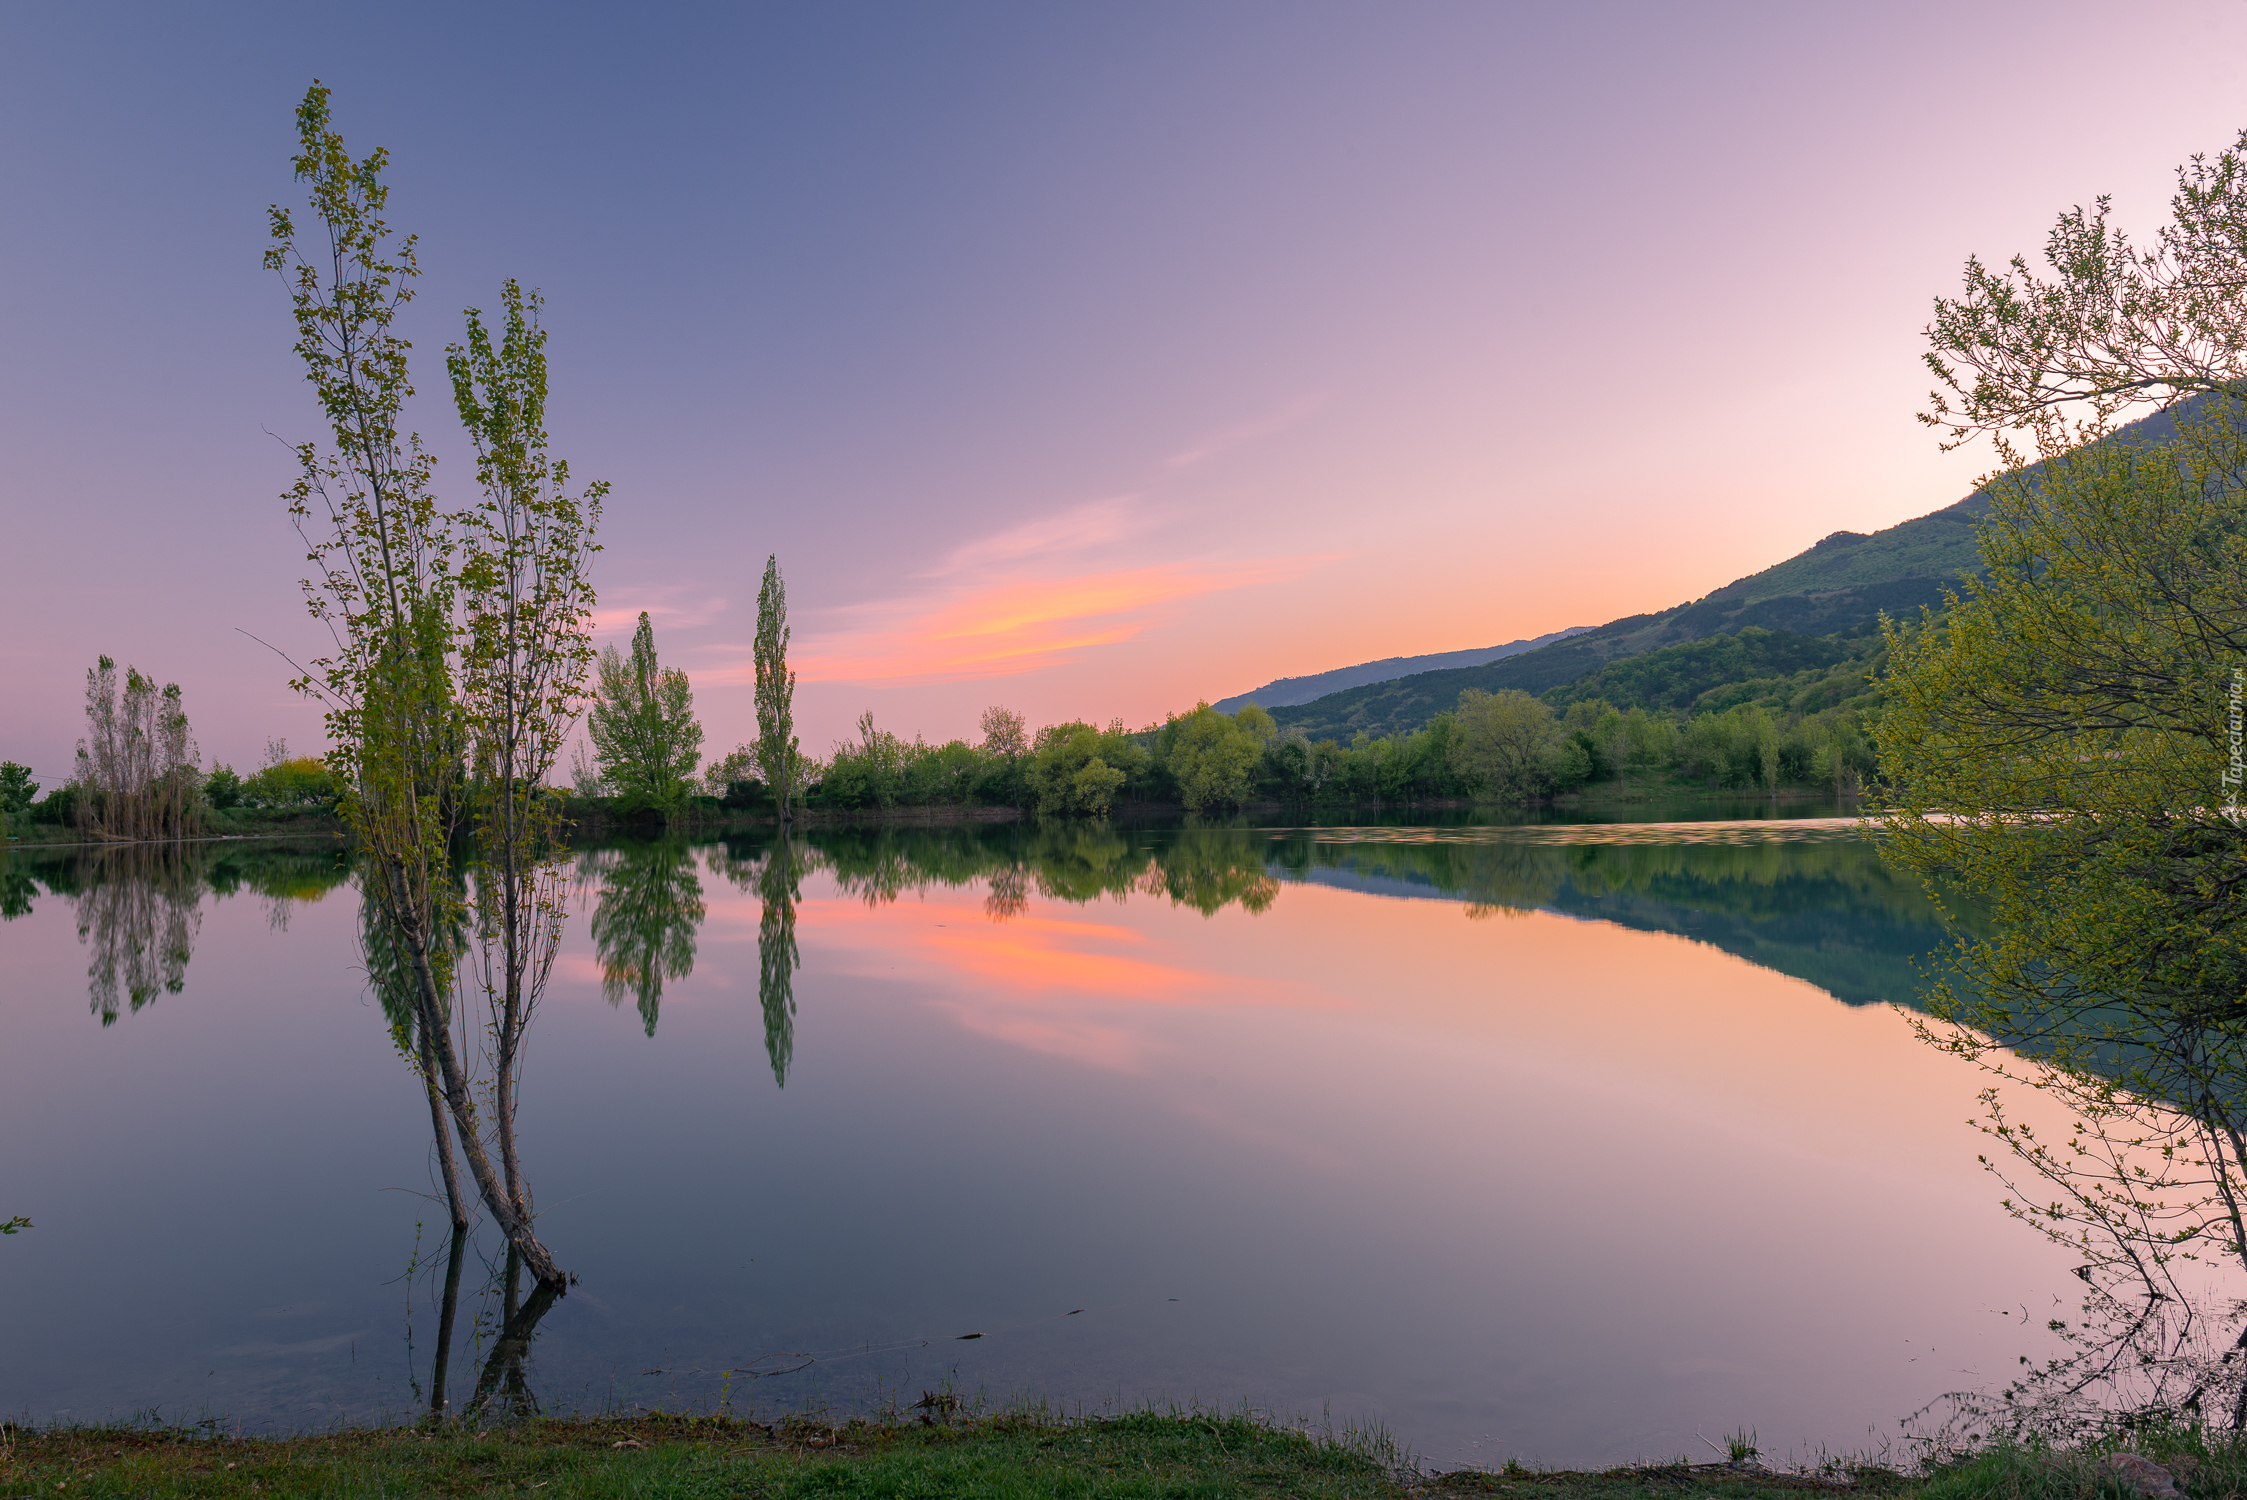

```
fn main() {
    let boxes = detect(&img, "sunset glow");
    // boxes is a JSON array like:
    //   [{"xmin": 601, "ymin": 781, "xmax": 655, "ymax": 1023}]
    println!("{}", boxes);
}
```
[{"xmin": 6, "ymin": 6, "xmax": 2247, "ymax": 766}]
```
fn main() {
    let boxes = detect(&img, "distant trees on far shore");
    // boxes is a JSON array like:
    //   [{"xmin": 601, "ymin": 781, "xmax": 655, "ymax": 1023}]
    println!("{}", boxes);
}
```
[{"xmin": 785, "ymin": 679, "xmax": 1878, "ymax": 817}]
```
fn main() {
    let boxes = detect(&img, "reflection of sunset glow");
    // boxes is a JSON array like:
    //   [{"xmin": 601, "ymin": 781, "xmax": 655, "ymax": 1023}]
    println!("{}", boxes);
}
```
[{"xmin": 789, "ymin": 897, "xmax": 1313, "ymax": 1071}]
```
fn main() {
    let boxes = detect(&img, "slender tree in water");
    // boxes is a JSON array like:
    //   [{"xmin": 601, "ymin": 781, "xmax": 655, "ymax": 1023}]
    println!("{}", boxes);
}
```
[
  {"xmin": 268, "ymin": 83, "xmax": 583, "ymax": 1289},
  {"xmin": 449, "ymin": 279, "xmax": 604, "ymax": 1236},
  {"xmin": 754, "ymin": 555, "xmax": 800, "ymax": 824}
]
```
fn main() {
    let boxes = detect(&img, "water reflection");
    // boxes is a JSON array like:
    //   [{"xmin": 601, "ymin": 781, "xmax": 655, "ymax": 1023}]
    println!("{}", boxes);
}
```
[
  {"xmin": 2, "ymin": 841, "xmax": 350, "ymax": 1021},
  {"xmin": 757, "ymin": 837, "xmax": 801, "ymax": 1086},
  {"xmin": 586, "ymin": 841, "xmax": 705, "ymax": 1037},
  {"xmin": 409, "ymin": 1231, "xmax": 563, "ymax": 1422},
  {"xmin": 7, "ymin": 815, "xmax": 1999, "ymax": 1451}
]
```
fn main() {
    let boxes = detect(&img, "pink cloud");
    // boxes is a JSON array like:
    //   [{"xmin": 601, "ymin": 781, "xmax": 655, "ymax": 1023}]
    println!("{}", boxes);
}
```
[{"xmin": 705, "ymin": 557, "xmax": 1324, "ymax": 688}]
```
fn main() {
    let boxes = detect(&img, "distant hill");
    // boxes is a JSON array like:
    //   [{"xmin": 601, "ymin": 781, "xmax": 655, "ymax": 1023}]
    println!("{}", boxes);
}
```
[
  {"xmin": 1211, "ymin": 626, "xmax": 1593, "ymax": 714},
  {"xmin": 1267, "ymin": 398, "xmax": 2209, "ymax": 743}
]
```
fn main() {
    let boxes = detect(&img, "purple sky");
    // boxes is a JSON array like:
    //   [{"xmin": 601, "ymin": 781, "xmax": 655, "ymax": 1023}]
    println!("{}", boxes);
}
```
[{"xmin": 7, "ymin": 2, "xmax": 2247, "ymax": 783}]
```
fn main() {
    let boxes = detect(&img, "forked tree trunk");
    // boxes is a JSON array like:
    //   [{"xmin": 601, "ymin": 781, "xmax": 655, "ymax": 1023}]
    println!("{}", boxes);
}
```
[{"xmin": 390, "ymin": 861, "xmax": 566, "ymax": 1290}]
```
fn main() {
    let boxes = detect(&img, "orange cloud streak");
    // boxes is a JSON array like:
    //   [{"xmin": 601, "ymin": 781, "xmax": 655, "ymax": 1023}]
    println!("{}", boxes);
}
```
[{"xmin": 737, "ymin": 558, "xmax": 1323, "ymax": 687}]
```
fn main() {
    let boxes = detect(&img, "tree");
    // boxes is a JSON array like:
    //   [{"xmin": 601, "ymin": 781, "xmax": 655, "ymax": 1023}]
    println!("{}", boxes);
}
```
[
  {"xmin": 979, "ymin": 706, "xmax": 1027, "ymax": 760},
  {"xmin": 1883, "ymin": 378, "xmax": 2247, "ymax": 1428},
  {"xmin": 1027, "ymin": 722, "xmax": 1132, "ymax": 816},
  {"xmin": 1449, "ymin": 688, "xmax": 1554, "ymax": 799},
  {"xmin": 448, "ymin": 276, "xmax": 605, "ymax": 1240},
  {"xmin": 1924, "ymin": 126, "xmax": 2247, "ymax": 466},
  {"xmin": 703, "ymin": 745, "xmax": 758, "ymax": 798},
  {"xmin": 269, "ymin": 82, "xmax": 564, "ymax": 1287},
  {"xmin": 74, "ymin": 658, "xmax": 202, "ymax": 841},
  {"xmin": 588, "ymin": 611, "xmax": 702, "ymax": 808},
  {"xmin": 0, "ymin": 763, "xmax": 38, "ymax": 836},
  {"xmin": 754, "ymin": 555, "xmax": 800, "ymax": 823},
  {"xmin": 1162, "ymin": 704, "xmax": 1263, "ymax": 812}
]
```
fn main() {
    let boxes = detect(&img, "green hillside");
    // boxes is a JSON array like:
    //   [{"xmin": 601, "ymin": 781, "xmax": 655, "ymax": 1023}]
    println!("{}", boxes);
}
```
[
  {"xmin": 1266, "ymin": 397, "xmax": 2209, "ymax": 744},
  {"xmin": 1267, "ymin": 518, "xmax": 1973, "ymax": 739}
]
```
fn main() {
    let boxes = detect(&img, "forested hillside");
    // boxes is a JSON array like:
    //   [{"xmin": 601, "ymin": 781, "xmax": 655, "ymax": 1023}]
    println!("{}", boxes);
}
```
[
  {"xmin": 1267, "ymin": 396, "xmax": 2203, "ymax": 743},
  {"xmin": 1211, "ymin": 625, "xmax": 1590, "ymax": 712}
]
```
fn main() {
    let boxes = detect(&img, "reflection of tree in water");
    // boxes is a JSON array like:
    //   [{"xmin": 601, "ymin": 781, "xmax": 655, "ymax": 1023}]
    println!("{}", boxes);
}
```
[
  {"xmin": 1140, "ymin": 825, "xmax": 1280, "ymax": 915},
  {"xmin": 74, "ymin": 846, "xmax": 203, "ymax": 1022},
  {"xmin": 2, "ymin": 841, "xmax": 353, "ymax": 1022},
  {"xmin": 810, "ymin": 821, "xmax": 1283, "ymax": 920},
  {"xmin": 758, "ymin": 838, "xmax": 801, "ymax": 1085},
  {"xmin": 712, "ymin": 836, "xmax": 807, "ymax": 1084},
  {"xmin": 1, "ymin": 857, "xmax": 37, "ymax": 920},
  {"xmin": 587, "ymin": 842, "xmax": 705, "ymax": 1036},
  {"xmin": 409, "ymin": 1230, "xmax": 561, "ymax": 1423}
]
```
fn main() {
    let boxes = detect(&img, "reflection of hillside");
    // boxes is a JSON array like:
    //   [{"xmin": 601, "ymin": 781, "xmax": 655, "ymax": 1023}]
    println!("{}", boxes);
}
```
[
  {"xmin": 1287, "ymin": 836, "xmax": 1972, "ymax": 1009},
  {"xmin": 700, "ymin": 821, "xmax": 1968, "ymax": 1013}
]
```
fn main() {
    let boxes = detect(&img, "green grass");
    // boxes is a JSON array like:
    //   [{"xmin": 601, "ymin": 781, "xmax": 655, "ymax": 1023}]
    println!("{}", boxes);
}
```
[
  {"xmin": 0, "ymin": 1408, "xmax": 1932, "ymax": 1500},
  {"xmin": 2, "ymin": 1409, "xmax": 1402, "ymax": 1500}
]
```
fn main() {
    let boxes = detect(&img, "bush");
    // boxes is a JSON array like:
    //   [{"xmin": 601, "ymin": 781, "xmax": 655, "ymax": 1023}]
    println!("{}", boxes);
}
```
[
  {"xmin": 240, "ymin": 755, "xmax": 337, "ymax": 809},
  {"xmin": 26, "ymin": 786, "xmax": 79, "ymax": 825}
]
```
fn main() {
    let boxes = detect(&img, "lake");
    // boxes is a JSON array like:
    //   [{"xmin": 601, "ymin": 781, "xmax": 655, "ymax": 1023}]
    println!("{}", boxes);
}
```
[{"xmin": 0, "ymin": 811, "xmax": 2074, "ymax": 1469}]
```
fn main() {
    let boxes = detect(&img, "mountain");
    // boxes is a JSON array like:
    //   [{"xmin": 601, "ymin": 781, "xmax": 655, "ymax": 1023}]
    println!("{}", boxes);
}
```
[
  {"xmin": 1210, "ymin": 626, "xmax": 1594, "ymax": 714},
  {"xmin": 1266, "ymin": 511, "xmax": 1978, "ymax": 740},
  {"xmin": 1265, "ymin": 398, "xmax": 2216, "ymax": 743}
]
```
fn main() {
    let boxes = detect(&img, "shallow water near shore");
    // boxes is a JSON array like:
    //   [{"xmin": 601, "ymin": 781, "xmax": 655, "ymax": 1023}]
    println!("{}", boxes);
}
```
[{"xmin": 0, "ymin": 812, "xmax": 2071, "ymax": 1467}]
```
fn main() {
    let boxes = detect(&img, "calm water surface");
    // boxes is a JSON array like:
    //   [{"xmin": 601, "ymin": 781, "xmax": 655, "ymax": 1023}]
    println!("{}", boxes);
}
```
[{"xmin": 0, "ymin": 813, "xmax": 2071, "ymax": 1467}]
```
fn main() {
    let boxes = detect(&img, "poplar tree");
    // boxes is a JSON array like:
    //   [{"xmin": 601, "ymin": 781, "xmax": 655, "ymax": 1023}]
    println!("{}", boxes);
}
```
[
  {"xmin": 268, "ymin": 82, "xmax": 570, "ymax": 1288},
  {"xmin": 754, "ymin": 555, "xmax": 800, "ymax": 824},
  {"xmin": 588, "ymin": 612, "xmax": 702, "ymax": 807},
  {"xmin": 448, "ymin": 277, "xmax": 604, "ymax": 1230}
]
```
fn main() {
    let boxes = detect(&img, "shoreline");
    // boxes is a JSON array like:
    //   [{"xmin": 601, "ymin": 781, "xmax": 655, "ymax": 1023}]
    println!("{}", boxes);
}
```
[
  {"xmin": 2, "ymin": 784, "xmax": 1865, "ymax": 853},
  {"xmin": 0, "ymin": 1407, "xmax": 1916, "ymax": 1500}
]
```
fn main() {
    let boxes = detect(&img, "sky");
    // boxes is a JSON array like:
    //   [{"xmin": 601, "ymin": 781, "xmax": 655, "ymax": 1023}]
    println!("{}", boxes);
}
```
[{"xmin": 7, "ymin": 1, "xmax": 2247, "ymax": 780}]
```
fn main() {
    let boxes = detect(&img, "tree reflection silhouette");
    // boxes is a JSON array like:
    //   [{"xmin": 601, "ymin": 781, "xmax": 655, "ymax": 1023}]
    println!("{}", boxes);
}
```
[
  {"xmin": 363, "ymin": 878, "xmax": 474, "ymax": 1227},
  {"xmin": 73, "ymin": 846, "xmax": 203, "ymax": 1022},
  {"xmin": 411, "ymin": 1234, "xmax": 561, "ymax": 1423},
  {"xmin": 588, "ymin": 841, "xmax": 705, "ymax": 1037},
  {"xmin": 758, "ymin": 836, "xmax": 801, "ymax": 1086}
]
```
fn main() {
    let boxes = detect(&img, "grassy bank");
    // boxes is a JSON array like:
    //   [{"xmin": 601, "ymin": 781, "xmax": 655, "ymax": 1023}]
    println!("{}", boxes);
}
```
[{"xmin": 0, "ymin": 1407, "xmax": 1936, "ymax": 1500}]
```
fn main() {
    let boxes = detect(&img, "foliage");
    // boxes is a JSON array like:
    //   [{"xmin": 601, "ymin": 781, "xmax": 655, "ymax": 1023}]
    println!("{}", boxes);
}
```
[
  {"xmin": 0, "ymin": 762, "xmax": 37, "ymax": 817},
  {"xmin": 269, "ymin": 80, "xmax": 571, "ymax": 1286},
  {"xmin": 1027, "ymin": 719, "xmax": 1145, "ymax": 816},
  {"xmin": 237, "ymin": 740, "xmax": 339, "ymax": 808},
  {"xmin": 1878, "ymin": 396, "xmax": 2247, "ymax": 1434},
  {"xmin": 589, "ymin": 612, "xmax": 702, "ymax": 809},
  {"xmin": 1156, "ymin": 704, "xmax": 1270, "ymax": 812},
  {"xmin": 1546, "ymin": 625, "xmax": 1862, "ymax": 713},
  {"xmin": 1449, "ymin": 689, "xmax": 1556, "ymax": 798},
  {"xmin": 586, "ymin": 841, "xmax": 704, "ymax": 1037},
  {"xmin": 753, "ymin": 553, "xmax": 801, "ymax": 822},
  {"xmin": 1922, "ymin": 124, "xmax": 2247, "ymax": 465},
  {"xmin": 74, "ymin": 657, "xmax": 203, "ymax": 840},
  {"xmin": 202, "ymin": 764, "xmax": 242, "ymax": 810}
]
